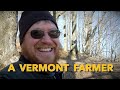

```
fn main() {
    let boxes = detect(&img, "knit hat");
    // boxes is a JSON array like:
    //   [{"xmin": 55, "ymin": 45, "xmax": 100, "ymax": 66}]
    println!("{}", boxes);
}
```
[{"xmin": 19, "ymin": 11, "xmax": 58, "ymax": 45}]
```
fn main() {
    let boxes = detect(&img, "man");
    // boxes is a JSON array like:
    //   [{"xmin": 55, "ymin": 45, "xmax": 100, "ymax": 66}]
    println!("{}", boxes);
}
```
[{"xmin": 0, "ymin": 11, "xmax": 63, "ymax": 79}]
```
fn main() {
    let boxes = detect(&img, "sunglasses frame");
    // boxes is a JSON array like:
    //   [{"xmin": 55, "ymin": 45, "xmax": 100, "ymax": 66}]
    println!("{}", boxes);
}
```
[{"xmin": 30, "ymin": 30, "xmax": 61, "ymax": 39}]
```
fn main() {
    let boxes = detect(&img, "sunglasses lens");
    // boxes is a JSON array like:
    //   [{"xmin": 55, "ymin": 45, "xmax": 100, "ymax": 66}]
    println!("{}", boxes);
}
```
[
  {"xmin": 31, "ymin": 30, "xmax": 44, "ymax": 39},
  {"xmin": 31, "ymin": 30, "xmax": 60, "ymax": 39},
  {"xmin": 49, "ymin": 30, "xmax": 60, "ymax": 38}
]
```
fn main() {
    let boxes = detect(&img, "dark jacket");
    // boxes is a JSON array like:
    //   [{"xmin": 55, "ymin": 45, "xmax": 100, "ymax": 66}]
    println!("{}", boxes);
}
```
[{"xmin": 0, "ymin": 55, "xmax": 63, "ymax": 79}]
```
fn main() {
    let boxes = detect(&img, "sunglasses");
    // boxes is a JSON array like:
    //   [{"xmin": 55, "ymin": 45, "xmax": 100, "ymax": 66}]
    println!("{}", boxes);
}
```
[{"xmin": 30, "ymin": 30, "xmax": 60, "ymax": 39}]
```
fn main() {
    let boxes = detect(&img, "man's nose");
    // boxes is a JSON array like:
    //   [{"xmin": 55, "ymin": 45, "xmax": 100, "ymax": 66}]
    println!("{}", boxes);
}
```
[{"xmin": 40, "ymin": 33, "xmax": 53, "ymax": 44}]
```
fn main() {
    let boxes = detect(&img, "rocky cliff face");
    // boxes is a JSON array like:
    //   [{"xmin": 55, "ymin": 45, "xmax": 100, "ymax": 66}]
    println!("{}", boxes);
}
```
[{"xmin": 0, "ymin": 11, "xmax": 19, "ymax": 67}]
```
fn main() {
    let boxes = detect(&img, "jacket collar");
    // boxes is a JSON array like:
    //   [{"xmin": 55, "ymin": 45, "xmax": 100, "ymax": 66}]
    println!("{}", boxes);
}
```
[{"xmin": 19, "ymin": 55, "xmax": 31, "ymax": 64}]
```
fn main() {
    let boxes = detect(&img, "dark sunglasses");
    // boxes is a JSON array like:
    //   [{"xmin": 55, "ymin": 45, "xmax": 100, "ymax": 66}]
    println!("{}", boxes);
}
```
[{"xmin": 31, "ymin": 30, "xmax": 60, "ymax": 39}]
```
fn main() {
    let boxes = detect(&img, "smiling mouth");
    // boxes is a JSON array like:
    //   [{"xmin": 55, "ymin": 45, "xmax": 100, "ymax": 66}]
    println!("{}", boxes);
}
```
[{"xmin": 38, "ymin": 48, "xmax": 53, "ymax": 52}]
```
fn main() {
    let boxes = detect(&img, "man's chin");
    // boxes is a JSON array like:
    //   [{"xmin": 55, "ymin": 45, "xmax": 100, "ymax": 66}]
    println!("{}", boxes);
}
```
[{"xmin": 35, "ymin": 58, "xmax": 56, "ymax": 64}]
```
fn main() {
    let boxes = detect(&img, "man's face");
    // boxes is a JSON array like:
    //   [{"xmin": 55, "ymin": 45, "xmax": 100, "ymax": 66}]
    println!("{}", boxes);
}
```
[{"xmin": 21, "ymin": 20, "xmax": 61, "ymax": 64}]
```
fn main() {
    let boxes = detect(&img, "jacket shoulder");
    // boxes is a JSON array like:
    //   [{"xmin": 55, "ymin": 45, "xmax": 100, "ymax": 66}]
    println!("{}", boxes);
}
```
[{"xmin": 0, "ymin": 60, "xmax": 24, "ymax": 79}]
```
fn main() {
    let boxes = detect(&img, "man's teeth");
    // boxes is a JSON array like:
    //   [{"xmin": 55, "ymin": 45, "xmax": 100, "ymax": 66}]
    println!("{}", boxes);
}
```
[{"xmin": 39, "ymin": 48, "xmax": 52, "ymax": 52}]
